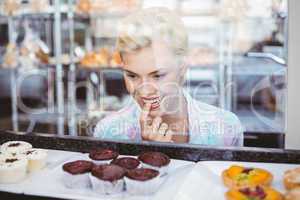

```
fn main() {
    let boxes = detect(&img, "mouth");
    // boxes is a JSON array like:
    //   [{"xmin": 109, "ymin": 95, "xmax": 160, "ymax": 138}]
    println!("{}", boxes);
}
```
[{"xmin": 141, "ymin": 97, "xmax": 161, "ymax": 110}]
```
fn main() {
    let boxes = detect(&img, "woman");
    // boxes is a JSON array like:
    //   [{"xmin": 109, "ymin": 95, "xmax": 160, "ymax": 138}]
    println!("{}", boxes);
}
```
[{"xmin": 94, "ymin": 7, "xmax": 244, "ymax": 146}]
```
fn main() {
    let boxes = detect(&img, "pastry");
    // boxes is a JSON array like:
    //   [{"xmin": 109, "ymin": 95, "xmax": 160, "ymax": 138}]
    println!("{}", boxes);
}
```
[
  {"xmin": 226, "ymin": 186, "xmax": 283, "ymax": 200},
  {"xmin": 222, "ymin": 165, "xmax": 273, "ymax": 189},
  {"xmin": 1, "ymin": 141, "xmax": 32, "ymax": 155},
  {"xmin": 89, "ymin": 149, "xmax": 119, "ymax": 165},
  {"xmin": 284, "ymin": 167, "xmax": 300, "ymax": 190},
  {"xmin": 89, "ymin": 164, "xmax": 126, "ymax": 194},
  {"xmin": 3, "ymin": 0, "xmax": 20, "ymax": 16},
  {"xmin": 125, "ymin": 168, "xmax": 162, "ymax": 195},
  {"xmin": 62, "ymin": 160, "xmax": 94, "ymax": 188},
  {"xmin": 0, "ymin": 154, "xmax": 28, "ymax": 184},
  {"xmin": 110, "ymin": 51, "xmax": 122, "ymax": 67},
  {"xmin": 138, "ymin": 152, "xmax": 170, "ymax": 175},
  {"xmin": 76, "ymin": 0, "xmax": 91, "ymax": 14},
  {"xmin": 111, "ymin": 157, "xmax": 140, "ymax": 170},
  {"xmin": 285, "ymin": 188, "xmax": 300, "ymax": 200},
  {"xmin": 24, "ymin": 149, "xmax": 47, "ymax": 173}
]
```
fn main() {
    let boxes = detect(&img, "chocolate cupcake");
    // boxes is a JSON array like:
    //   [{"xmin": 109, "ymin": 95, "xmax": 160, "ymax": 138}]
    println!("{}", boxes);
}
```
[
  {"xmin": 62, "ymin": 160, "xmax": 94, "ymax": 189},
  {"xmin": 89, "ymin": 164, "xmax": 126, "ymax": 194},
  {"xmin": 125, "ymin": 168, "xmax": 162, "ymax": 195},
  {"xmin": 138, "ymin": 152, "xmax": 170, "ymax": 175},
  {"xmin": 89, "ymin": 149, "xmax": 119, "ymax": 165},
  {"xmin": 111, "ymin": 157, "xmax": 140, "ymax": 170}
]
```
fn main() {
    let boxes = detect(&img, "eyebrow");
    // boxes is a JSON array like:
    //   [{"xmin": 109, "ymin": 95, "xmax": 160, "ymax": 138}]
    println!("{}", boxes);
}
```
[{"xmin": 123, "ymin": 68, "xmax": 166, "ymax": 76}]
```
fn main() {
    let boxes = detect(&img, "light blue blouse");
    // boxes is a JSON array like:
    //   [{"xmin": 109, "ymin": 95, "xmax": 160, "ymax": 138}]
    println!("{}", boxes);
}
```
[{"xmin": 94, "ymin": 91, "xmax": 244, "ymax": 146}]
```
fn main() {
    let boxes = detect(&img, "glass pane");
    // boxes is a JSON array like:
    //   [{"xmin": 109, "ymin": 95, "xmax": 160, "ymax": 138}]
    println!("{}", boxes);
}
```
[{"xmin": 0, "ymin": 0, "xmax": 288, "ymax": 148}]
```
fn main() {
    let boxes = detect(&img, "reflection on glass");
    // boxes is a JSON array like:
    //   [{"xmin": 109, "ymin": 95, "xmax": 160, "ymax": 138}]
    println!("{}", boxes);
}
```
[
  {"xmin": 93, "ymin": 7, "xmax": 243, "ymax": 146},
  {"xmin": 0, "ymin": 0, "xmax": 288, "ymax": 148}
]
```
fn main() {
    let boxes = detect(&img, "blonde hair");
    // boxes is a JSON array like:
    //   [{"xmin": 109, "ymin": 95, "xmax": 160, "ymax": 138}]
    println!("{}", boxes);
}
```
[{"xmin": 116, "ymin": 7, "xmax": 188, "ymax": 59}]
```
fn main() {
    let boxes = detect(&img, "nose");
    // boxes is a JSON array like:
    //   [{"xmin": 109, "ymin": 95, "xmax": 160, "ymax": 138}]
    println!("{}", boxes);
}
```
[{"xmin": 137, "ymin": 79, "xmax": 158, "ymax": 97}]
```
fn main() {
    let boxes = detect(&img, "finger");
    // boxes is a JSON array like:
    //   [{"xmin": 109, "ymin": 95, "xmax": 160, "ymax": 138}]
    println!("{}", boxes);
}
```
[
  {"xmin": 141, "ymin": 126, "xmax": 151, "ymax": 140},
  {"xmin": 152, "ymin": 117, "xmax": 162, "ymax": 132},
  {"xmin": 158, "ymin": 123, "xmax": 168, "ymax": 135},
  {"xmin": 164, "ymin": 130, "xmax": 174, "ymax": 141},
  {"xmin": 140, "ymin": 103, "xmax": 151, "ymax": 126}
]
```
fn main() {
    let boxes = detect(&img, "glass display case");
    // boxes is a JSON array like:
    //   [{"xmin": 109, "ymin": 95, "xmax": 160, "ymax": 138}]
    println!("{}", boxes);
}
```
[{"xmin": 0, "ymin": 0, "xmax": 288, "ymax": 148}]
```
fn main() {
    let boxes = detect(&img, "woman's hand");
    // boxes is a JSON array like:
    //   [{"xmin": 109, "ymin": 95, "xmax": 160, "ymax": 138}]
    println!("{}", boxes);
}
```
[{"xmin": 140, "ymin": 103, "xmax": 173, "ymax": 143}]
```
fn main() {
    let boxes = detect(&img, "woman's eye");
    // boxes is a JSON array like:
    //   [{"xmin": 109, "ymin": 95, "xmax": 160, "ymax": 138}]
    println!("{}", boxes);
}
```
[
  {"xmin": 153, "ymin": 74, "xmax": 166, "ymax": 80},
  {"xmin": 126, "ymin": 73, "xmax": 137, "ymax": 79}
]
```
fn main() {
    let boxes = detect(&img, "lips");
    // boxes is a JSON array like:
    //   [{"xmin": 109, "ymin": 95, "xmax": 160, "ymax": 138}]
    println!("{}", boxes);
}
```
[{"xmin": 141, "ymin": 97, "xmax": 161, "ymax": 110}]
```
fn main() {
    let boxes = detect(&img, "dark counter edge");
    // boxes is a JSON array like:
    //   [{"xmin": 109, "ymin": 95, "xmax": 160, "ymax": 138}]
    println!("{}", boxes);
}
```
[
  {"xmin": 1, "ymin": 130, "xmax": 300, "ymax": 200},
  {"xmin": 1, "ymin": 130, "xmax": 300, "ymax": 164}
]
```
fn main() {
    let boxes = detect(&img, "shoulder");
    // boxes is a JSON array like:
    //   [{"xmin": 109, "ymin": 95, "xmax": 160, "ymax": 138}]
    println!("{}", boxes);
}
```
[
  {"xmin": 191, "ymin": 99, "xmax": 241, "ymax": 127},
  {"xmin": 189, "ymin": 99, "xmax": 244, "ymax": 146}
]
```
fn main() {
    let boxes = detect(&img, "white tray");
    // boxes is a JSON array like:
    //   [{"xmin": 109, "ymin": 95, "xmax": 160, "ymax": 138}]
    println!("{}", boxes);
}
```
[
  {"xmin": 0, "ymin": 149, "xmax": 195, "ymax": 200},
  {"xmin": 173, "ymin": 161, "xmax": 300, "ymax": 200}
]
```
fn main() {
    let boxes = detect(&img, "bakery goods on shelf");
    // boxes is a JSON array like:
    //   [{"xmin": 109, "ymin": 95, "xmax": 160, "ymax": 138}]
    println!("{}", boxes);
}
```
[
  {"xmin": 80, "ymin": 48, "xmax": 122, "ymax": 68},
  {"xmin": 2, "ymin": 0, "xmax": 20, "ymax": 16},
  {"xmin": 110, "ymin": 51, "xmax": 123, "ymax": 67},
  {"xmin": 225, "ymin": 185, "xmax": 283, "ymax": 200},
  {"xmin": 80, "ymin": 48, "xmax": 109, "ymax": 68},
  {"xmin": 284, "ymin": 167, "xmax": 300, "ymax": 190},
  {"xmin": 2, "ymin": 43, "xmax": 19, "ymax": 69},
  {"xmin": 76, "ymin": 0, "xmax": 140, "ymax": 15},
  {"xmin": 76, "ymin": 0, "xmax": 92, "ymax": 14},
  {"xmin": 222, "ymin": 165, "xmax": 273, "ymax": 188}
]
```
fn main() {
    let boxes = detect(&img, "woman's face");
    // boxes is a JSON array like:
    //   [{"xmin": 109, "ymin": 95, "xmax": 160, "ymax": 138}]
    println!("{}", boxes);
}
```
[{"xmin": 122, "ymin": 41, "xmax": 186, "ymax": 117}]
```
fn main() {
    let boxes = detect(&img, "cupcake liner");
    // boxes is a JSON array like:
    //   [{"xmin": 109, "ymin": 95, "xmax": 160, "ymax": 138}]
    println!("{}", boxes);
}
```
[
  {"xmin": 0, "ymin": 154, "xmax": 28, "ymax": 184},
  {"xmin": 124, "ymin": 175, "xmax": 164, "ymax": 195},
  {"xmin": 140, "ymin": 163, "xmax": 169, "ymax": 176},
  {"xmin": 89, "ymin": 173, "xmax": 124, "ymax": 195},
  {"xmin": 84, "ymin": 153, "xmax": 113, "ymax": 165},
  {"xmin": 62, "ymin": 171, "xmax": 91, "ymax": 189},
  {"xmin": 0, "ymin": 166, "xmax": 27, "ymax": 184},
  {"xmin": 90, "ymin": 159, "xmax": 112, "ymax": 165}
]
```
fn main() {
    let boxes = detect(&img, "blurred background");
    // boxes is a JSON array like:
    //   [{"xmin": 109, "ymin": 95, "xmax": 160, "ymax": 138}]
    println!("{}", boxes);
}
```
[{"xmin": 0, "ymin": 0, "xmax": 288, "ymax": 148}]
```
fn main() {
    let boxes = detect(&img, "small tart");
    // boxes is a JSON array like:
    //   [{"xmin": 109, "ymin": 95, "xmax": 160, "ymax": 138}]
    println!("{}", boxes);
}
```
[
  {"xmin": 226, "ymin": 186, "xmax": 283, "ymax": 200},
  {"xmin": 285, "ymin": 188, "xmax": 300, "ymax": 200},
  {"xmin": 222, "ymin": 165, "xmax": 273, "ymax": 189},
  {"xmin": 283, "ymin": 167, "xmax": 300, "ymax": 190}
]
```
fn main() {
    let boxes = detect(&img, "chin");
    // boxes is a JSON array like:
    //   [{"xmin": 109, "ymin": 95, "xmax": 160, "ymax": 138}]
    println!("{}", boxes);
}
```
[{"xmin": 149, "ymin": 109, "xmax": 163, "ymax": 118}]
